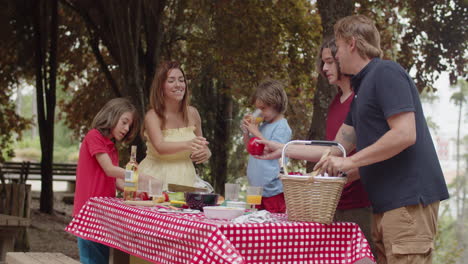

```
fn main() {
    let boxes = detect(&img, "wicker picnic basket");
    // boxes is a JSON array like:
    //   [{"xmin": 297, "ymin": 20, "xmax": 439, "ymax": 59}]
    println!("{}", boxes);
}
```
[{"xmin": 280, "ymin": 140, "xmax": 348, "ymax": 224}]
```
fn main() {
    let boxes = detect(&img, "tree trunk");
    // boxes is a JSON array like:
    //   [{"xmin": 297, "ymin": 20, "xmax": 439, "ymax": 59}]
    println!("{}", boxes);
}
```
[
  {"xmin": 33, "ymin": 0, "xmax": 58, "ymax": 214},
  {"xmin": 306, "ymin": 0, "xmax": 354, "ymax": 171},
  {"xmin": 192, "ymin": 67, "xmax": 233, "ymax": 194},
  {"xmin": 210, "ymin": 82, "xmax": 232, "ymax": 195}
]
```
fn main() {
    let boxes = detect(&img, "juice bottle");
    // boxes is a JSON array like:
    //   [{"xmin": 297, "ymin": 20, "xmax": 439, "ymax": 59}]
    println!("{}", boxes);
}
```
[{"xmin": 123, "ymin": 145, "xmax": 138, "ymax": 200}]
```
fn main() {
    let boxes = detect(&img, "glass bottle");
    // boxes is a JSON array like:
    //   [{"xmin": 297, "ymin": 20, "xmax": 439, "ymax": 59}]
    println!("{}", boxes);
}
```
[{"xmin": 123, "ymin": 145, "xmax": 138, "ymax": 201}]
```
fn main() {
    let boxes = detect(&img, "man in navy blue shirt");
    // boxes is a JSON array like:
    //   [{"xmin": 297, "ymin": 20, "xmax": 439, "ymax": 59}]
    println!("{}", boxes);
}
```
[{"xmin": 258, "ymin": 15, "xmax": 449, "ymax": 263}]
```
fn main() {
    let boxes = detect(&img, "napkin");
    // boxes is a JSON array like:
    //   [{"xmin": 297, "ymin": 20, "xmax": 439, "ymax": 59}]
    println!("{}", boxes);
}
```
[{"xmin": 232, "ymin": 210, "xmax": 277, "ymax": 224}]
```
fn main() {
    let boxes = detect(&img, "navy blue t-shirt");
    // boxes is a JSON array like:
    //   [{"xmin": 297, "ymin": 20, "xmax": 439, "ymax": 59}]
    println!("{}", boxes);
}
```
[{"xmin": 345, "ymin": 58, "xmax": 449, "ymax": 213}]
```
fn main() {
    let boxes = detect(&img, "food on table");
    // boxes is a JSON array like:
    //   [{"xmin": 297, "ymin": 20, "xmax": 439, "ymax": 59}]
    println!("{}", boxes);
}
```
[
  {"xmin": 137, "ymin": 192, "xmax": 150, "ymax": 201},
  {"xmin": 289, "ymin": 172, "xmax": 303, "ymax": 175},
  {"xmin": 167, "ymin": 192, "xmax": 185, "ymax": 201},
  {"xmin": 124, "ymin": 145, "xmax": 139, "ymax": 201},
  {"xmin": 153, "ymin": 196, "xmax": 165, "ymax": 203},
  {"xmin": 247, "ymin": 137, "xmax": 265, "ymax": 155},
  {"xmin": 185, "ymin": 192, "xmax": 219, "ymax": 211},
  {"xmin": 163, "ymin": 192, "xmax": 170, "ymax": 202},
  {"xmin": 170, "ymin": 200, "xmax": 186, "ymax": 208}
]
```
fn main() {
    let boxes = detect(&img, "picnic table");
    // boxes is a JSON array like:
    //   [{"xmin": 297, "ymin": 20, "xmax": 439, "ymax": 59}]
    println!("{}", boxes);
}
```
[
  {"xmin": 0, "ymin": 214, "xmax": 30, "ymax": 263},
  {"xmin": 66, "ymin": 197, "xmax": 375, "ymax": 264}
]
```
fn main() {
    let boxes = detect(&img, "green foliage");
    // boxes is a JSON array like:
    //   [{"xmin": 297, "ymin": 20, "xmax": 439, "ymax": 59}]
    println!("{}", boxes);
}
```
[
  {"xmin": 356, "ymin": 0, "xmax": 468, "ymax": 92},
  {"xmin": 11, "ymin": 134, "xmax": 79, "ymax": 163},
  {"xmin": 434, "ymin": 204, "xmax": 465, "ymax": 263}
]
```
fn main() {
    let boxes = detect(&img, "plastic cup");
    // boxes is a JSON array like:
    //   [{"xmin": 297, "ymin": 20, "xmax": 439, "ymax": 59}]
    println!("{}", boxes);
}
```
[
  {"xmin": 246, "ymin": 186, "xmax": 263, "ymax": 210},
  {"xmin": 225, "ymin": 183, "xmax": 240, "ymax": 201},
  {"xmin": 148, "ymin": 178, "xmax": 163, "ymax": 197}
]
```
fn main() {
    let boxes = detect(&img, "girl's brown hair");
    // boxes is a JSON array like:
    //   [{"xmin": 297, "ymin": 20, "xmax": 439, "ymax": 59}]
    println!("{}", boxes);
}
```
[
  {"xmin": 91, "ymin": 97, "xmax": 140, "ymax": 144},
  {"xmin": 253, "ymin": 79, "xmax": 288, "ymax": 114},
  {"xmin": 334, "ymin": 15, "xmax": 382, "ymax": 59},
  {"xmin": 316, "ymin": 36, "xmax": 342, "ymax": 79},
  {"xmin": 149, "ymin": 61, "xmax": 189, "ymax": 130}
]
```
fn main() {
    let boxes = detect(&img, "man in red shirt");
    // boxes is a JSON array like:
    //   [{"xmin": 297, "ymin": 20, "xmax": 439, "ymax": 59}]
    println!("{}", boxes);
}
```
[{"xmin": 318, "ymin": 36, "xmax": 374, "ymax": 255}]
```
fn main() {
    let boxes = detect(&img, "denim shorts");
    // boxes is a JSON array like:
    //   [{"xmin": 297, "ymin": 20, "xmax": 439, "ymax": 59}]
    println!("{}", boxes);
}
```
[{"xmin": 77, "ymin": 237, "xmax": 109, "ymax": 264}]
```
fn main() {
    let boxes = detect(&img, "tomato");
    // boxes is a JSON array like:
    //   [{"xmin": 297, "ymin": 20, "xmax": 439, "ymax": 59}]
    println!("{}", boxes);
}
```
[
  {"xmin": 289, "ymin": 172, "xmax": 303, "ymax": 175},
  {"xmin": 163, "ymin": 192, "xmax": 170, "ymax": 202},
  {"xmin": 247, "ymin": 137, "xmax": 265, "ymax": 155},
  {"xmin": 137, "ymin": 192, "xmax": 150, "ymax": 201}
]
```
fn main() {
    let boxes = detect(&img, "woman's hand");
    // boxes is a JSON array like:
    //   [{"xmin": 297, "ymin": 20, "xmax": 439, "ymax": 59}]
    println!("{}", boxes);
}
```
[
  {"xmin": 191, "ymin": 145, "xmax": 211, "ymax": 164},
  {"xmin": 254, "ymin": 139, "xmax": 284, "ymax": 160},
  {"xmin": 190, "ymin": 136, "xmax": 208, "ymax": 150},
  {"xmin": 190, "ymin": 136, "xmax": 211, "ymax": 164}
]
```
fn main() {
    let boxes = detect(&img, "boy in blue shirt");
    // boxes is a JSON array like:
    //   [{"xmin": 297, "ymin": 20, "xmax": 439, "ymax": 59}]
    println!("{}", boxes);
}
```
[{"xmin": 242, "ymin": 79, "xmax": 292, "ymax": 213}]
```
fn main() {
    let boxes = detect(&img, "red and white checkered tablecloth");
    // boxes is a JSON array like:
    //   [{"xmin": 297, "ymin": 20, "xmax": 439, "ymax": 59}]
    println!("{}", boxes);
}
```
[{"xmin": 66, "ymin": 197, "xmax": 375, "ymax": 264}]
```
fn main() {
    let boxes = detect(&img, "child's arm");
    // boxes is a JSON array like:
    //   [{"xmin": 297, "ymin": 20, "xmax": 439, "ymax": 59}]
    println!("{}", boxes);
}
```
[
  {"xmin": 242, "ymin": 116, "xmax": 265, "ymax": 140},
  {"xmin": 116, "ymin": 178, "xmax": 125, "ymax": 191},
  {"xmin": 145, "ymin": 110, "xmax": 207, "ymax": 155},
  {"xmin": 95, "ymin": 153, "xmax": 126, "ymax": 179},
  {"xmin": 96, "ymin": 153, "xmax": 151, "ymax": 190}
]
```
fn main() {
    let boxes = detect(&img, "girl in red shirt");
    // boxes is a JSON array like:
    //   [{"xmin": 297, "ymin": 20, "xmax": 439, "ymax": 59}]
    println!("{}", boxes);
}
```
[{"xmin": 73, "ymin": 97, "xmax": 141, "ymax": 264}]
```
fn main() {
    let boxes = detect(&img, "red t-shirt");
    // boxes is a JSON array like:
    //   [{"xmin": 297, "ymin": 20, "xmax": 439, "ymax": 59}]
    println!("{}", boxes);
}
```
[
  {"xmin": 326, "ymin": 92, "xmax": 371, "ymax": 210},
  {"xmin": 73, "ymin": 129, "xmax": 118, "ymax": 216}
]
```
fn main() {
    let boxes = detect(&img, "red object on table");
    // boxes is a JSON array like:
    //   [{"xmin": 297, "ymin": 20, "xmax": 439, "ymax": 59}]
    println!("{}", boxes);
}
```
[{"xmin": 66, "ymin": 197, "xmax": 375, "ymax": 264}]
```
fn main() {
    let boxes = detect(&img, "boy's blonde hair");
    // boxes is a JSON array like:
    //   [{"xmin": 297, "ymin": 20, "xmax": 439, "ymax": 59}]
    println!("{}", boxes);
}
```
[
  {"xmin": 334, "ymin": 15, "xmax": 382, "ymax": 59},
  {"xmin": 92, "ymin": 97, "xmax": 140, "ymax": 144},
  {"xmin": 253, "ymin": 79, "xmax": 288, "ymax": 114}
]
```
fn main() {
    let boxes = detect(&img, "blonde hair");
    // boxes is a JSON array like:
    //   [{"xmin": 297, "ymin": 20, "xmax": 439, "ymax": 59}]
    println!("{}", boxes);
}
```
[
  {"xmin": 92, "ymin": 97, "xmax": 140, "ymax": 144},
  {"xmin": 253, "ymin": 79, "xmax": 288, "ymax": 114},
  {"xmin": 149, "ymin": 61, "xmax": 189, "ymax": 130},
  {"xmin": 334, "ymin": 15, "xmax": 382, "ymax": 59}
]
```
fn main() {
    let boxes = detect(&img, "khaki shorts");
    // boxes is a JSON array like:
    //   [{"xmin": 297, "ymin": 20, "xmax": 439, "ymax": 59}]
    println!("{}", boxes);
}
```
[{"xmin": 372, "ymin": 202, "xmax": 439, "ymax": 264}]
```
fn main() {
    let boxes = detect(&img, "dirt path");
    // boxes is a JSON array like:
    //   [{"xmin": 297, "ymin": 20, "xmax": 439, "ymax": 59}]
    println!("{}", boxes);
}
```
[{"xmin": 28, "ymin": 192, "xmax": 79, "ymax": 260}]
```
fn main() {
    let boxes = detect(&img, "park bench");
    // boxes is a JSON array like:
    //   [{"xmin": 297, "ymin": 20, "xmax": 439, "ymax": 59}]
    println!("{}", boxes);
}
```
[
  {"xmin": 6, "ymin": 252, "xmax": 79, "ymax": 264},
  {"xmin": 1, "ymin": 162, "xmax": 76, "ymax": 192}
]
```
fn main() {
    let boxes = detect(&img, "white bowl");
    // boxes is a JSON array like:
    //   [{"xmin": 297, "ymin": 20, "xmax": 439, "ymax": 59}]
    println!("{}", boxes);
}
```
[
  {"xmin": 226, "ymin": 201, "xmax": 247, "ymax": 209},
  {"xmin": 203, "ymin": 206, "xmax": 245, "ymax": 220}
]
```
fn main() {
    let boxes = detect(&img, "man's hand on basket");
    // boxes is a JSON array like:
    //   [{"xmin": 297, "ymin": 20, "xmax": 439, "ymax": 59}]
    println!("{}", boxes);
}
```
[
  {"xmin": 254, "ymin": 139, "xmax": 284, "ymax": 160},
  {"xmin": 313, "ymin": 156, "xmax": 355, "ymax": 177}
]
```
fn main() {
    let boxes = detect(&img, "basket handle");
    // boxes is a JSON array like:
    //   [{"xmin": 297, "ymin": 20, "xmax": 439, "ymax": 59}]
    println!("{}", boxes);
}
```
[{"xmin": 280, "ymin": 140, "xmax": 347, "ymax": 176}]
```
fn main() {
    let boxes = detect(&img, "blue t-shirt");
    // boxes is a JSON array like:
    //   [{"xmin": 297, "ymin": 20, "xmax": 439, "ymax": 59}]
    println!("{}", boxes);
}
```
[
  {"xmin": 345, "ymin": 58, "xmax": 449, "ymax": 213},
  {"xmin": 247, "ymin": 118, "xmax": 292, "ymax": 197}
]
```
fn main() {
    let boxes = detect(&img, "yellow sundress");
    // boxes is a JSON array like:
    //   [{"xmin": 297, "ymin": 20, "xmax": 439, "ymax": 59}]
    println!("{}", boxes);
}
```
[{"xmin": 139, "ymin": 126, "xmax": 197, "ymax": 190}]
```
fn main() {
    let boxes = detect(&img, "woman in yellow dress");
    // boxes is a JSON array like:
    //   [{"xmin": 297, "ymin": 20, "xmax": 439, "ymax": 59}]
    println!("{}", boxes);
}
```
[{"xmin": 139, "ymin": 61, "xmax": 212, "ymax": 190}]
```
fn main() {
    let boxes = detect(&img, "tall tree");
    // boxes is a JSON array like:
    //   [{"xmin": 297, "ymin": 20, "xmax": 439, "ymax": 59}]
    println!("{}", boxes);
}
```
[
  {"xmin": 306, "ymin": 0, "xmax": 355, "ymax": 170},
  {"xmin": 32, "ymin": 0, "xmax": 59, "ymax": 213}
]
